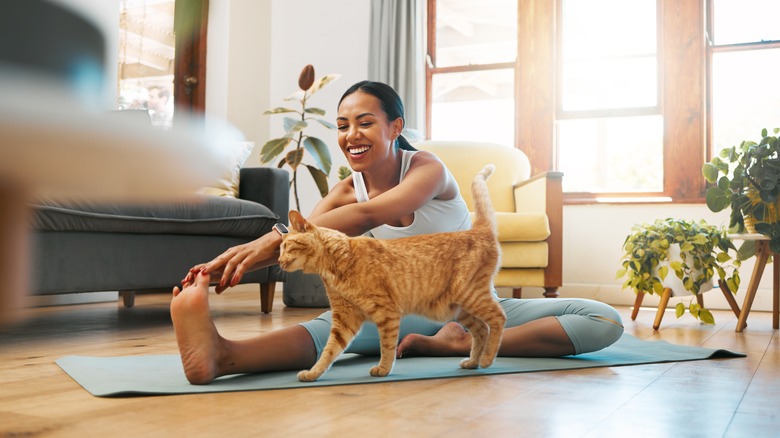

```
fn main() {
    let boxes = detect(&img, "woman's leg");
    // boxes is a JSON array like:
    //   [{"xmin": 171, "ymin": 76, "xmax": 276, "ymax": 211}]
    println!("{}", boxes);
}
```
[
  {"xmin": 397, "ymin": 298, "xmax": 624, "ymax": 358},
  {"xmin": 170, "ymin": 272, "xmax": 317, "ymax": 384},
  {"xmin": 301, "ymin": 312, "xmax": 445, "ymax": 358}
]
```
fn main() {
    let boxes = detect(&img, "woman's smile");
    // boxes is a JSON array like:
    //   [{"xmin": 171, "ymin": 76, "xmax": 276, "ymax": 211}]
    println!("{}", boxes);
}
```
[{"xmin": 347, "ymin": 145, "xmax": 371, "ymax": 157}]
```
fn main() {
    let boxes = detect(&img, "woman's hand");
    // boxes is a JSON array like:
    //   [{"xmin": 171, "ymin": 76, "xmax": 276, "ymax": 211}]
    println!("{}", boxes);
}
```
[{"xmin": 181, "ymin": 232, "xmax": 281, "ymax": 293}]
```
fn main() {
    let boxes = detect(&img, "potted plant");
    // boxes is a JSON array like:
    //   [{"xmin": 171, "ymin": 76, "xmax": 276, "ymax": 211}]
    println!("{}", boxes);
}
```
[
  {"xmin": 260, "ymin": 65, "xmax": 340, "ymax": 211},
  {"xmin": 703, "ymin": 127, "xmax": 780, "ymax": 254},
  {"xmin": 616, "ymin": 218, "xmax": 741, "ymax": 323}
]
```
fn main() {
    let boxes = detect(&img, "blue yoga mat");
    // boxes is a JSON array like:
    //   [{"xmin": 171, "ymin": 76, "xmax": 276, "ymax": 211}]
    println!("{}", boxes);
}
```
[{"xmin": 56, "ymin": 334, "xmax": 744, "ymax": 397}]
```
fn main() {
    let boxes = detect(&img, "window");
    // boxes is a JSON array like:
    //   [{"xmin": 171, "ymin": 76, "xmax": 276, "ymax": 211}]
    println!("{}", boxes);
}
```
[
  {"xmin": 709, "ymin": 0, "xmax": 780, "ymax": 158},
  {"xmin": 426, "ymin": 0, "xmax": 517, "ymax": 146},
  {"xmin": 426, "ymin": 0, "xmax": 711, "ymax": 203},
  {"xmin": 557, "ymin": 0, "xmax": 662, "ymax": 194}
]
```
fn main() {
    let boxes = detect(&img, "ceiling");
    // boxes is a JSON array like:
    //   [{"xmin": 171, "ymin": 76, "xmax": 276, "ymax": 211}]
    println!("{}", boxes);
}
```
[{"xmin": 118, "ymin": 0, "xmax": 175, "ymax": 80}]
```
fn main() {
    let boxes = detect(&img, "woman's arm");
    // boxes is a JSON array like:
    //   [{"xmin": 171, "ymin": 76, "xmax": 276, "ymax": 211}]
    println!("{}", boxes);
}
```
[
  {"xmin": 186, "ymin": 151, "xmax": 455, "ymax": 292},
  {"xmin": 308, "ymin": 151, "xmax": 456, "ymax": 235}
]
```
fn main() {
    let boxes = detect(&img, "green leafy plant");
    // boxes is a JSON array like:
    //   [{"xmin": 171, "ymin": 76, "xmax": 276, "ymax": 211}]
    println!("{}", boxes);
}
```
[
  {"xmin": 616, "ymin": 218, "xmax": 741, "ymax": 324},
  {"xmin": 703, "ymin": 127, "xmax": 780, "ymax": 253},
  {"xmin": 260, "ymin": 65, "xmax": 340, "ymax": 211}
]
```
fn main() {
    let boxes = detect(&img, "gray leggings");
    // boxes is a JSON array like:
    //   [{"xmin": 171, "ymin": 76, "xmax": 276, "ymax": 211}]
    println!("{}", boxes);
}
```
[{"xmin": 299, "ymin": 298, "xmax": 624, "ymax": 359}]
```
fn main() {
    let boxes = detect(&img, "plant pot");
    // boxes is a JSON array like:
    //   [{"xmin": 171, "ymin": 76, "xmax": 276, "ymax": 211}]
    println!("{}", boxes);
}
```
[
  {"xmin": 653, "ymin": 244, "xmax": 713, "ymax": 297},
  {"xmin": 282, "ymin": 270, "xmax": 330, "ymax": 308},
  {"xmin": 743, "ymin": 187, "xmax": 780, "ymax": 234}
]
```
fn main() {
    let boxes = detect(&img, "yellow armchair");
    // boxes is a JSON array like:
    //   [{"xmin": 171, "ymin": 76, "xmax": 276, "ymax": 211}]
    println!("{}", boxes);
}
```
[{"xmin": 414, "ymin": 141, "xmax": 563, "ymax": 298}]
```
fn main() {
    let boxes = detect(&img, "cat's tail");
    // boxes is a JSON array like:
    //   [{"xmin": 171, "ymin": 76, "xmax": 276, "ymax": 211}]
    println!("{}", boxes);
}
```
[{"xmin": 471, "ymin": 164, "xmax": 497, "ymax": 235}]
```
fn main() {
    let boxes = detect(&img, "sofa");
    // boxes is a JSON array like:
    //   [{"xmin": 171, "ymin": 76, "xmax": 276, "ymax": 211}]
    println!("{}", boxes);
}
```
[
  {"xmin": 414, "ymin": 141, "xmax": 563, "ymax": 298},
  {"xmin": 28, "ymin": 166, "xmax": 289, "ymax": 313}
]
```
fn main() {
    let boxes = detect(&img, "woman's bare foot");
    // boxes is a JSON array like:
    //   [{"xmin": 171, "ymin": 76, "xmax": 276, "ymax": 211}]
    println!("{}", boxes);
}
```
[
  {"xmin": 170, "ymin": 271, "xmax": 224, "ymax": 384},
  {"xmin": 396, "ymin": 322, "xmax": 472, "ymax": 358}
]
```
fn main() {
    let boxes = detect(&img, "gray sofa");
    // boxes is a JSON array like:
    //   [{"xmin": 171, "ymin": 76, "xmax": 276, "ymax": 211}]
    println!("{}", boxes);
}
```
[{"xmin": 28, "ymin": 167, "xmax": 289, "ymax": 313}]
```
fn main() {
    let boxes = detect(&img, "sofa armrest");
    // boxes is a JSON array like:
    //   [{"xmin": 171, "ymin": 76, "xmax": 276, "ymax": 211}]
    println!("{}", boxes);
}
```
[
  {"xmin": 514, "ymin": 171, "xmax": 563, "ymax": 288},
  {"xmin": 238, "ymin": 167, "xmax": 290, "ymax": 223}
]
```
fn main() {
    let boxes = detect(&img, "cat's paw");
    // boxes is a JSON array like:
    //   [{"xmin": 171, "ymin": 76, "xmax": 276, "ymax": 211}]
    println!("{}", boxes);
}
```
[
  {"xmin": 369, "ymin": 365, "xmax": 391, "ymax": 377},
  {"xmin": 479, "ymin": 355, "xmax": 496, "ymax": 368},
  {"xmin": 459, "ymin": 358, "xmax": 479, "ymax": 369},
  {"xmin": 297, "ymin": 369, "xmax": 322, "ymax": 382}
]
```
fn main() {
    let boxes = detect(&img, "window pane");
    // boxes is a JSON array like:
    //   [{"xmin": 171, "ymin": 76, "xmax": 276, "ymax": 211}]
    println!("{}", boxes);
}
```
[
  {"xmin": 713, "ymin": 0, "xmax": 780, "ymax": 45},
  {"xmin": 434, "ymin": 0, "xmax": 517, "ymax": 67},
  {"xmin": 560, "ymin": 0, "xmax": 657, "ymax": 111},
  {"xmin": 558, "ymin": 116, "xmax": 664, "ymax": 193},
  {"xmin": 711, "ymin": 48, "xmax": 780, "ymax": 156},
  {"xmin": 430, "ymin": 69, "xmax": 514, "ymax": 146}
]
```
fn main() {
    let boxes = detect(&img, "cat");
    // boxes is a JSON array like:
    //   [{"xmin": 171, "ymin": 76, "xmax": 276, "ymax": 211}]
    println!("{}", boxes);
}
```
[{"xmin": 278, "ymin": 164, "xmax": 506, "ymax": 382}]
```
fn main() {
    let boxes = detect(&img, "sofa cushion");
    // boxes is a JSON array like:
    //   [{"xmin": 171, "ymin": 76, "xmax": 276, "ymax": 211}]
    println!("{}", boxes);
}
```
[{"xmin": 32, "ymin": 195, "xmax": 278, "ymax": 237}]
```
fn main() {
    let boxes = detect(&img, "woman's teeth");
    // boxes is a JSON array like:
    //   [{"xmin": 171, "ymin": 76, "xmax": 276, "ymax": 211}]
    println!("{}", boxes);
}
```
[{"xmin": 349, "ymin": 146, "xmax": 370, "ymax": 155}]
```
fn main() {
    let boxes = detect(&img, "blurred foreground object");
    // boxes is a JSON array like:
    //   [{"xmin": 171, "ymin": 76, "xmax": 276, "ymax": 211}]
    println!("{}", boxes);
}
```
[{"xmin": 0, "ymin": 0, "xmax": 225, "ymax": 324}]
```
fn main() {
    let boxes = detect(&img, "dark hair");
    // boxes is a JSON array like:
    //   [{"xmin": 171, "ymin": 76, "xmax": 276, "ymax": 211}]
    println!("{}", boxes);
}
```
[{"xmin": 338, "ymin": 80, "xmax": 417, "ymax": 151}]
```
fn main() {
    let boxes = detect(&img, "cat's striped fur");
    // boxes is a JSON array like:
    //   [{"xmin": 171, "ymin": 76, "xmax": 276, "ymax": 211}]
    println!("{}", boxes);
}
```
[{"xmin": 278, "ymin": 165, "xmax": 506, "ymax": 382}]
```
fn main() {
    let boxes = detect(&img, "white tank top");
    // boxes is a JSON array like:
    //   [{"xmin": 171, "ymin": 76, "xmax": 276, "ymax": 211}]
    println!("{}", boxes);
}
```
[{"xmin": 352, "ymin": 149, "xmax": 471, "ymax": 239}]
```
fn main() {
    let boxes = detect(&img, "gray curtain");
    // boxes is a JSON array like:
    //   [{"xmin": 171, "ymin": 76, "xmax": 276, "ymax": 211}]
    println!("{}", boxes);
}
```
[{"xmin": 368, "ymin": 0, "xmax": 424, "ymax": 136}]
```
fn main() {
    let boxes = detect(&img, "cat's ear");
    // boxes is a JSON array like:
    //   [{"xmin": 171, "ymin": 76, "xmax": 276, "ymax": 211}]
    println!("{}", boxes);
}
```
[{"xmin": 288, "ymin": 210, "xmax": 310, "ymax": 232}]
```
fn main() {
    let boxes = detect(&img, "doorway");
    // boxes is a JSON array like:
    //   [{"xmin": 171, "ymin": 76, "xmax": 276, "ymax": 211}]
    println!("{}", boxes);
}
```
[{"xmin": 117, "ymin": 0, "xmax": 207, "ymax": 128}]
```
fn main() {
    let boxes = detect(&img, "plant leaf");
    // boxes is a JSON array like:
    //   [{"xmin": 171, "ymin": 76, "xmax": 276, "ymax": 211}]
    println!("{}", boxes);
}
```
[
  {"xmin": 338, "ymin": 166, "xmax": 352, "ymax": 180},
  {"xmin": 305, "ymin": 165, "xmax": 330, "ymax": 198},
  {"xmin": 675, "ymin": 302, "xmax": 685, "ymax": 318},
  {"xmin": 705, "ymin": 187, "xmax": 731, "ymax": 212},
  {"xmin": 702, "ymin": 162, "xmax": 720, "ymax": 183},
  {"xmin": 285, "ymin": 148, "xmax": 304, "ymax": 170},
  {"xmin": 303, "ymin": 136, "xmax": 332, "ymax": 174},
  {"xmin": 260, "ymin": 138, "xmax": 293, "ymax": 163},
  {"xmin": 313, "ymin": 118, "xmax": 337, "ymax": 130},
  {"xmin": 284, "ymin": 118, "xmax": 308, "ymax": 133},
  {"xmin": 307, "ymin": 74, "xmax": 341, "ymax": 96},
  {"xmin": 658, "ymin": 265, "xmax": 668, "ymax": 281},
  {"xmin": 304, "ymin": 107, "xmax": 327, "ymax": 116},
  {"xmin": 699, "ymin": 308, "xmax": 715, "ymax": 324},
  {"xmin": 263, "ymin": 107, "xmax": 298, "ymax": 115}
]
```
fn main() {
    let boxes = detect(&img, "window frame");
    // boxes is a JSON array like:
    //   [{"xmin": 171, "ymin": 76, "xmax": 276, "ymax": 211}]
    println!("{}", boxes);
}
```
[
  {"xmin": 705, "ymin": 0, "xmax": 780, "ymax": 165},
  {"xmin": 424, "ymin": 1, "xmax": 518, "ymax": 140}
]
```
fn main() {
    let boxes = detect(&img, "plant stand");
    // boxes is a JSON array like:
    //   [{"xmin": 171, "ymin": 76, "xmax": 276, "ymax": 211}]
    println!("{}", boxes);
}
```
[
  {"xmin": 631, "ymin": 284, "xmax": 741, "ymax": 330},
  {"xmin": 725, "ymin": 234, "xmax": 780, "ymax": 332},
  {"xmin": 281, "ymin": 270, "xmax": 330, "ymax": 308}
]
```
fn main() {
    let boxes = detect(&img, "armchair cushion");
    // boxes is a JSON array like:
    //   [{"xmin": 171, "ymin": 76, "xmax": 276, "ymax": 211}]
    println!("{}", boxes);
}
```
[{"xmin": 494, "ymin": 212, "xmax": 550, "ymax": 241}]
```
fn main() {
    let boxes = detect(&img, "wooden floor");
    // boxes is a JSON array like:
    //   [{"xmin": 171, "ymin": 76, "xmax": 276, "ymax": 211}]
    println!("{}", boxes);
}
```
[{"xmin": 1, "ymin": 286, "xmax": 778, "ymax": 438}]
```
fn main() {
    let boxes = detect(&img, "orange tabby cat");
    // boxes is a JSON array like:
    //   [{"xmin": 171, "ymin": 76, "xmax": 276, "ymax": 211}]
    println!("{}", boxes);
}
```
[{"xmin": 278, "ymin": 164, "xmax": 505, "ymax": 382}]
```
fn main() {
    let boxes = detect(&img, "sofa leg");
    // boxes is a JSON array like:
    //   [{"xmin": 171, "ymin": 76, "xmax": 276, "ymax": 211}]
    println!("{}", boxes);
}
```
[
  {"xmin": 260, "ymin": 282, "xmax": 277, "ymax": 314},
  {"xmin": 512, "ymin": 288, "xmax": 523, "ymax": 299},
  {"xmin": 543, "ymin": 287, "xmax": 559, "ymax": 298},
  {"xmin": 119, "ymin": 291, "xmax": 135, "ymax": 308}
]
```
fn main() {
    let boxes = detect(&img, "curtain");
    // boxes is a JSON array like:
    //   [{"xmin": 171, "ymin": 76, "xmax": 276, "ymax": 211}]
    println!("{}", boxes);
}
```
[{"xmin": 368, "ymin": 0, "xmax": 424, "ymax": 136}]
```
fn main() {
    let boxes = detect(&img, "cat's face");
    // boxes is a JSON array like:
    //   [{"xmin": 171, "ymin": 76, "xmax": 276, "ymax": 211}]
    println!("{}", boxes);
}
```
[{"xmin": 277, "ymin": 210, "xmax": 318, "ymax": 273}]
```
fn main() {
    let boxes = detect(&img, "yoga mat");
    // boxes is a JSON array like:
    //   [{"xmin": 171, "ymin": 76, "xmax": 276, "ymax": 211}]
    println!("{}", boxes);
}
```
[{"xmin": 56, "ymin": 334, "xmax": 744, "ymax": 397}]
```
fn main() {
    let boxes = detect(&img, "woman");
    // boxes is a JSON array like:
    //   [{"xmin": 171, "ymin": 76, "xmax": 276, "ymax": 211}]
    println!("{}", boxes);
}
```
[{"xmin": 171, "ymin": 81, "xmax": 624, "ymax": 385}]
